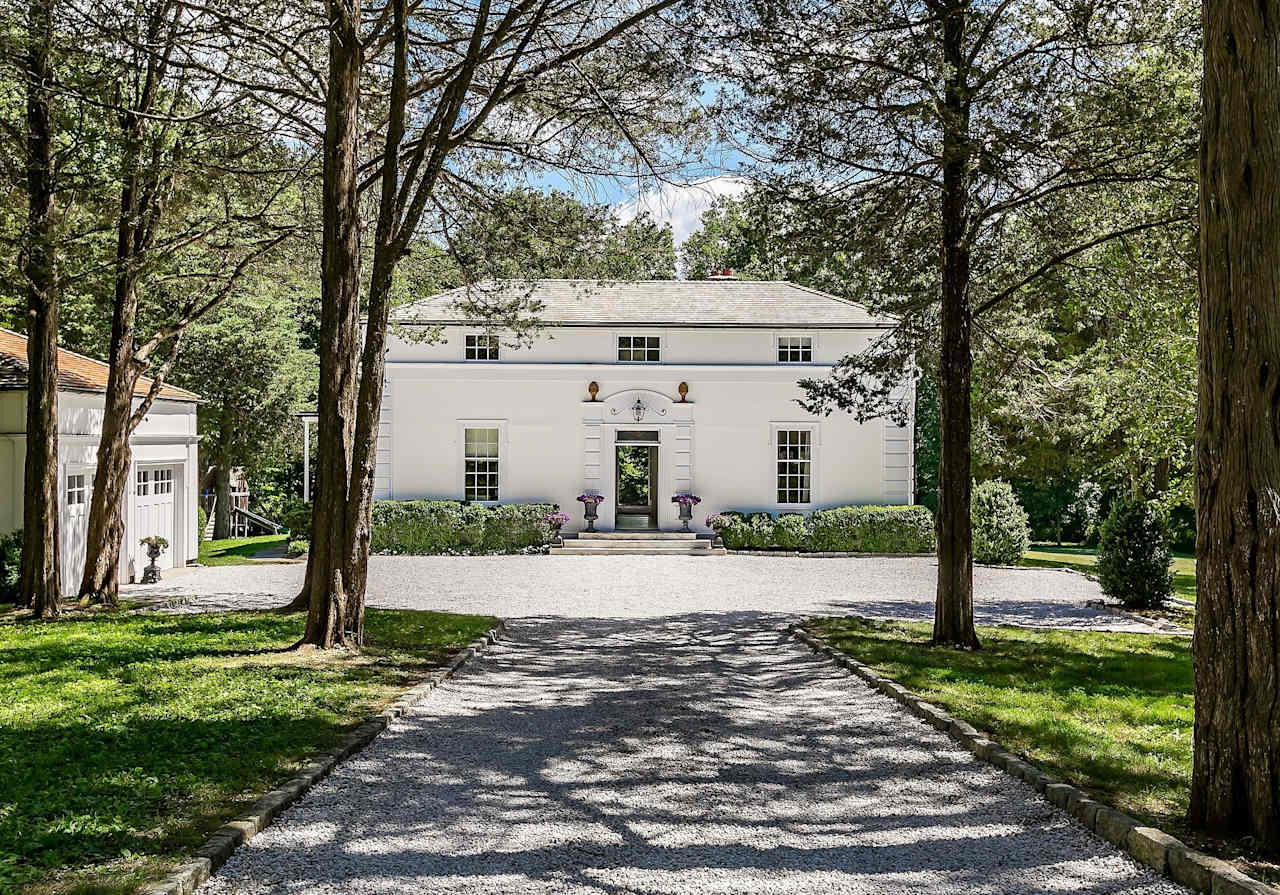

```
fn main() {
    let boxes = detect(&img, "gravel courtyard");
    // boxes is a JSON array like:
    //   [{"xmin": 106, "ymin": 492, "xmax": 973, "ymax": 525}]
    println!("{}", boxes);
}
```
[
  {"xmin": 202, "ymin": 613, "xmax": 1185, "ymax": 894},
  {"xmin": 133, "ymin": 554, "xmax": 1154, "ymax": 631}
]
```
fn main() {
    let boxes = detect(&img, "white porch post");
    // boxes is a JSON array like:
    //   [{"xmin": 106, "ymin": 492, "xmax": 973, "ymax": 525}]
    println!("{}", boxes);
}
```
[{"xmin": 302, "ymin": 417, "xmax": 311, "ymax": 503}]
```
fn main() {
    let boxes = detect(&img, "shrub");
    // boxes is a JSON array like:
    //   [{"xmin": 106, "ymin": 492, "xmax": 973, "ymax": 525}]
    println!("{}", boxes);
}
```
[
  {"xmin": 807, "ymin": 505, "xmax": 935, "ymax": 553},
  {"xmin": 481, "ymin": 504, "xmax": 556, "ymax": 551},
  {"xmin": 743, "ymin": 515, "xmax": 774, "ymax": 549},
  {"xmin": 197, "ymin": 505, "xmax": 208, "ymax": 542},
  {"xmin": 369, "ymin": 500, "xmax": 463, "ymax": 554},
  {"xmin": 971, "ymin": 481, "xmax": 1031, "ymax": 565},
  {"xmin": 278, "ymin": 499, "xmax": 312, "ymax": 538},
  {"xmin": 0, "ymin": 529, "xmax": 20, "ymax": 603},
  {"xmin": 368, "ymin": 500, "xmax": 556, "ymax": 554},
  {"xmin": 286, "ymin": 538, "xmax": 308, "ymax": 558},
  {"xmin": 773, "ymin": 514, "xmax": 809, "ymax": 550},
  {"xmin": 457, "ymin": 503, "xmax": 489, "ymax": 548},
  {"xmin": 1097, "ymin": 498, "xmax": 1173, "ymax": 608}
]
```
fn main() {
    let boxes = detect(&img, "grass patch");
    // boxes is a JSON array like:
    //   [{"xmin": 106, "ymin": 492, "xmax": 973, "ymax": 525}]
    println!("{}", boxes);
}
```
[
  {"xmin": 197, "ymin": 534, "xmax": 289, "ymax": 566},
  {"xmin": 1, "ymin": 607, "xmax": 496, "ymax": 894},
  {"xmin": 807, "ymin": 617, "xmax": 1277, "ymax": 882},
  {"xmin": 1022, "ymin": 544, "xmax": 1198, "ymax": 602}
]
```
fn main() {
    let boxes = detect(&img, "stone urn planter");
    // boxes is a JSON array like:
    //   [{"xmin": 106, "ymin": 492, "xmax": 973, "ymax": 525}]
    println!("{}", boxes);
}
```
[
  {"xmin": 577, "ymin": 493, "xmax": 605, "ymax": 532},
  {"xmin": 543, "ymin": 511, "xmax": 571, "ymax": 545},
  {"xmin": 671, "ymin": 494, "xmax": 701, "ymax": 532},
  {"xmin": 139, "ymin": 535, "xmax": 169, "ymax": 584}
]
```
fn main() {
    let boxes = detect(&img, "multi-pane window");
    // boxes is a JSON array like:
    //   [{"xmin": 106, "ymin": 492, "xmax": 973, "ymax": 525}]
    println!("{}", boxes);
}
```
[
  {"xmin": 776, "ymin": 429, "xmax": 812, "ymax": 504},
  {"xmin": 464, "ymin": 427, "xmax": 500, "ymax": 502},
  {"xmin": 153, "ymin": 469, "xmax": 174, "ymax": 495},
  {"xmin": 136, "ymin": 469, "xmax": 151, "ymax": 496},
  {"xmin": 465, "ymin": 333, "xmax": 500, "ymax": 360},
  {"xmin": 617, "ymin": 335, "xmax": 660, "ymax": 362},
  {"xmin": 777, "ymin": 336, "xmax": 813, "ymax": 363},
  {"xmin": 66, "ymin": 473, "xmax": 86, "ymax": 505}
]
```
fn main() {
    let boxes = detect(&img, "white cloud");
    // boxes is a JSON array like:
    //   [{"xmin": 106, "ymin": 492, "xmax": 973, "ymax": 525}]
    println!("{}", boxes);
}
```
[{"xmin": 615, "ymin": 176, "xmax": 749, "ymax": 247}]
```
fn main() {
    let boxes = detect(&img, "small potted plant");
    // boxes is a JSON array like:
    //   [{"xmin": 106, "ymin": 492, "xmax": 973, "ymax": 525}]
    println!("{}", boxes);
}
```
[
  {"xmin": 543, "ymin": 510, "xmax": 571, "ymax": 544},
  {"xmin": 671, "ymin": 493, "xmax": 701, "ymax": 531},
  {"xmin": 139, "ymin": 535, "xmax": 169, "ymax": 583},
  {"xmin": 576, "ymin": 493, "xmax": 605, "ymax": 532}
]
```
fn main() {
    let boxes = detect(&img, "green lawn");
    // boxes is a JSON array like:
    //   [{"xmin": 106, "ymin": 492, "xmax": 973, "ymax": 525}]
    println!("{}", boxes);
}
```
[
  {"xmin": 197, "ymin": 533, "xmax": 289, "ymax": 566},
  {"xmin": 1022, "ymin": 544, "xmax": 1197, "ymax": 601},
  {"xmin": 805, "ymin": 617, "xmax": 1278, "ymax": 881},
  {"xmin": 1, "ymin": 607, "xmax": 496, "ymax": 894}
]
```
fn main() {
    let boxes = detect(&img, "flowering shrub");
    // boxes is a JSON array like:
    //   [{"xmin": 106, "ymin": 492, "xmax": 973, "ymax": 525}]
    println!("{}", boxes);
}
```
[
  {"xmin": 543, "ymin": 511, "xmax": 572, "ymax": 527},
  {"xmin": 577, "ymin": 493, "xmax": 605, "ymax": 505},
  {"xmin": 705, "ymin": 513, "xmax": 733, "ymax": 530},
  {"xmin": 671, "ymin": 494, "xmax": 702, "ymax": 508}
]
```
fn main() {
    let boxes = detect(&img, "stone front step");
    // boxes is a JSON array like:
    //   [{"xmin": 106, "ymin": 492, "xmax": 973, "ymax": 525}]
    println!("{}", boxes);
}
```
[
  {"xmin": 550, "ymin": 545, "xmax": 726, "ymax": 556},
  {"xmin": 576, "ymin": 531, "xmax": 700, "ymax": 540},
  {"xmin": 550, "ymin": 532, "xmax": 723, "ymax": 555}
]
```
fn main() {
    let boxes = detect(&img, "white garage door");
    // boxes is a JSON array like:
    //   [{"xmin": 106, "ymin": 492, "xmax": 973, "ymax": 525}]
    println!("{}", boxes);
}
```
[{"xmin": 135, "ymin": 467, "xmax": 177, "ymax": 571}]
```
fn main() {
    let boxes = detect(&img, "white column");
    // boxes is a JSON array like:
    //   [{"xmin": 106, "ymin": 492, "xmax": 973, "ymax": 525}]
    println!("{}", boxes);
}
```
[{"xmin": 302, "ymin": 419, "xmax": 311, "ymax": 503}]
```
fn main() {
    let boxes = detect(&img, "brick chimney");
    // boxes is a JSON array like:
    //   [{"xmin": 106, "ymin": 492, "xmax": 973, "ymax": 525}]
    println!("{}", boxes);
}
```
[{"xmin": 707, "ymin": 268, "xmax": 738, "ymax": 280}]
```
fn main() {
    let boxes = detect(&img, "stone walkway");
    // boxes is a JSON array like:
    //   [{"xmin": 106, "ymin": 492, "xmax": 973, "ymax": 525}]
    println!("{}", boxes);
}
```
[{"xmin": 202, "ymin": 614, "xmax": 1186, "ymax": 894}]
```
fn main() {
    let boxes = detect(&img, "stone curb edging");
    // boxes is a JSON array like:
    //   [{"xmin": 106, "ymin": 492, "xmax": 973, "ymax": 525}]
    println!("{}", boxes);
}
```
[
  {"xmin": 1083, "ymin": 599, "xmax": 1192, "ymax": 636},
  {"xmin": 140, "ymin": 620, "xmax": 507, "ymax": 895},
  {"xmin": 787, "ymin": 622, "xmax": 1277, "ymax": 895},
  {"xmin": 726, "ymin": 550, "xmax": 936, "ymax": 558}
]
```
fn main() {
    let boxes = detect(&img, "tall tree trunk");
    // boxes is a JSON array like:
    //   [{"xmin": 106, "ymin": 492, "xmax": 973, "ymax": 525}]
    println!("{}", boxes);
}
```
[
  {"xmin": 341, "ymin": 0, "xmax": 408, "ymax": 646},
  {"xmin": 296, "ymin": 0, "xmax": 363, "ymax": 648},
  {"xmin": 20, "ymin": 0, "xmax": 61, "ymax": 618},
  {"xmin": 78, "ymin": 121, "xmax": 146, "ymax": 606},
  {"xmin": 1189, "ymin": 0, "xmax": 1280, "ymax": 848},
  {"xmin": 932, "ymin": 0, "xmax": 980, "ymax": 649}
]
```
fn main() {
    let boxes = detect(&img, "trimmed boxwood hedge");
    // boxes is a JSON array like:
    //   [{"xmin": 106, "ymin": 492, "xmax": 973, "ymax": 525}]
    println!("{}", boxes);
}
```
[
  {"xmin": 369, "ymin": 500, "xmax": 557, "ymax": 555},
  {"xmin": 708, "ymin": 505, "xmax": 935, "ymax": 554}
]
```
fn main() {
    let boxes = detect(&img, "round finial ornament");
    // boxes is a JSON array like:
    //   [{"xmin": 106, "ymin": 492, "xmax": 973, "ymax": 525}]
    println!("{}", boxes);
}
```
[
  {"xmin": 588, "ymin": 380, "xmax": 599, "ymax": 401},
  {"xmin": 678, "ymin": 381, "xmax": 689, "ymax": 402}
]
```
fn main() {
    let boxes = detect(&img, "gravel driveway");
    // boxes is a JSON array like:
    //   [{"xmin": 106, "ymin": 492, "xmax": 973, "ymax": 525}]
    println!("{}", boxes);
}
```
[
  {"xmin": 130, "ymin": 554, "xmax": 1150, "ymax": 631},
  {"xmin": 202, "ymin": 614, "xmax": 1185, "ymax": 894}
]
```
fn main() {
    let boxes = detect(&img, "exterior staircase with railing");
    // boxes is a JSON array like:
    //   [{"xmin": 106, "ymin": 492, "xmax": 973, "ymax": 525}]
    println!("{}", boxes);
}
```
[{"xmin": 550, "ymin": 531, "xmax": 725, "ymax": 556}]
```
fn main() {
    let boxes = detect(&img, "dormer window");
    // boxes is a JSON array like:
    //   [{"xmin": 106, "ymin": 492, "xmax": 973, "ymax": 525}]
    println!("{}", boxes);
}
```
[
  {"xmin": 617, "ymin": 335, "xmax": 660, "ymax": 363},
  {"xmin": 465, "ymin": 333, "xmax": 499, "ymax": 360},
  {"xmin": 777, "ymin": 335, "xmax": 813, "ymax": 363}
]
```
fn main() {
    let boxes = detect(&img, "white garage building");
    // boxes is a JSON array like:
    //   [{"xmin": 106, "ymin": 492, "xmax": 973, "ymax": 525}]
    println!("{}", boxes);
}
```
[
  {"xmin": 379, "ymin": 279, "xmax": 914, "ymax": 535},
  {"xmin": 0, "ymin": 327, "xmax": 200, "ymax": 588}
]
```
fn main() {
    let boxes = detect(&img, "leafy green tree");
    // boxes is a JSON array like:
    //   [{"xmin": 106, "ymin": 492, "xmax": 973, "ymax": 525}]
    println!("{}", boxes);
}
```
[
  {"xmin": 447, "ymin": 189, "xmax": 675, "ymax": 281},
  {"xmin": 175, "ymin": 272, "xmax": 313, "ymax": 538},
  {"xmin": 705, "ymin": 0, "xmax": 1195, "ymax": 646}
]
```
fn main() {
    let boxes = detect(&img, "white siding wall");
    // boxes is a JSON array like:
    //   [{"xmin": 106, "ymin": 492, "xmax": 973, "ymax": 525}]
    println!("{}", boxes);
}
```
[
  {"xmin": 0, "ymin": 388, "xmax": 199, "ymax": 587},
  {"xmin": 377, "ymin": 324, "xmax": 914, "ymax": 532}
]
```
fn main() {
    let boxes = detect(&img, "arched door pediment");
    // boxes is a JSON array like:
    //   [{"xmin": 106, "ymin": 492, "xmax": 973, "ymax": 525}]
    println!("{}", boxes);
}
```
[{"xmin": 601, "ymin": 388, "xmax": 678, "ymax": 424}]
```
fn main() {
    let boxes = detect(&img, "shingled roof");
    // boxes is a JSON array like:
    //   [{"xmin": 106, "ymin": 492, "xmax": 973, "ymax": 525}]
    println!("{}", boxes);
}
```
[
  {"xmin": 0, "ymin": 327, "xmax": 199, "ymax": 402},
  {"xmin": 390, "ymin": 279, "xmax": 890, "ymax": 328}
]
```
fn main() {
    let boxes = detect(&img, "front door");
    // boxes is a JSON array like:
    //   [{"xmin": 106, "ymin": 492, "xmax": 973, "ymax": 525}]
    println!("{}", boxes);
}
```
[{"xmin": 615, "ymin": 431, "xmax": 658, "ymax": 530}]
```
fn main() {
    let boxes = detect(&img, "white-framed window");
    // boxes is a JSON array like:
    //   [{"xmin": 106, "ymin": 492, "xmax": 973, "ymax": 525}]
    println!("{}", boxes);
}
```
[
  {"xmin": 776, "ymin": 429, "xmax": 813, "ymax": 505},
  {"xmin": 153, "ymin": 468, "xmax": 174, "ymax": 495},
  {"xmin": 617, "ymin": 334, "xmax": 660, "ymax": 363},
  {"xmin": 463, "ymin": 427, "xmax": 500, "ymax": 502},
  {"xmin": 66, "ymin": 473, "xmax": 86, "ymax": 505},
  {"xmin": 136, "ymin": 469, "xmax": 151, "ymax": 496},
  {"xmin": 777, "ymin": 335, "xmax": 813, "ymax": 363},
  {"xmin": 465, "ymin": 333, "xmax": 500, "ymax": 360}
]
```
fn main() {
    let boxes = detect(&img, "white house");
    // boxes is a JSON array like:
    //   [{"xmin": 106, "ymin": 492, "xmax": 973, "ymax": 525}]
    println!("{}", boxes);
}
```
[
  {"xmin": 378, "ymin": 278, "xmax": 914, "ymax": 536},
  {"xmin": 0, "ymin": 327, "xmax": 200, "ymax": 588}
]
